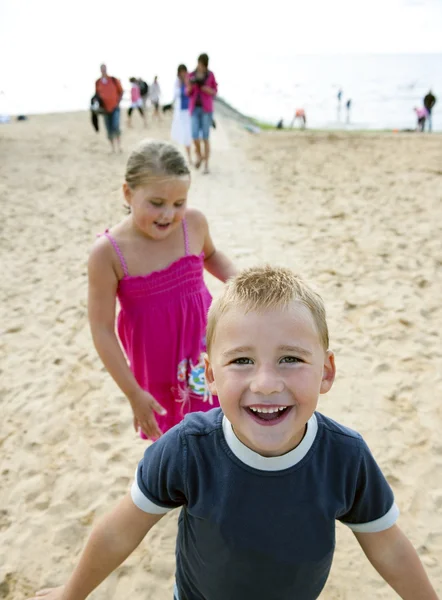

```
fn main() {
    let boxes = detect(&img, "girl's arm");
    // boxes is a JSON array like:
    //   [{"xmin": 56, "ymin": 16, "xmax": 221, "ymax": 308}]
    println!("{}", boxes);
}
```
[
  {"xmin": 204, "ymin": 248, "xmax": 237, "ymax": 282},
  {"xmin": 88, "ymin": 241, "xmax": 165, "ymax": 438},
  {"xmin": 193, "ymin": 212, "xmax": 236, "ymax": 282},
  {"xmin": 201, "ymin": 72, "xmax": 218, "ymax": 96},
  {"xmin": 355, "ymin": 525, "xmax": 438, "ymax": 599},
  {"xmin": 29, "ymin": 494, "xmax": 164, "ymax": 600}
]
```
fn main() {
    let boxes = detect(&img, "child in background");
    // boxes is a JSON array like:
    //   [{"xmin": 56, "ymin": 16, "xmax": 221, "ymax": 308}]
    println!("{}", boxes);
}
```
[
  {"xmin": 127, "ymin": 78, "xmax": 146, "ymax": 128},
  {"xmin": 88, "ymin": 140, "xmax": 236, "ymax": 439},
  {"xmin": 29, "ymin": 266, "xmax": 438, "ymax": 600},
  {"xmin": 150, "ymin": 76, "xmax": 161, "ymax": 120},
  {"xmin": 414, "ymin": 106, "xmax": 428, "ymax": 132},
  {"xmin": 171, "ymin": 64, "xmax": 192, "ymax": 163}
]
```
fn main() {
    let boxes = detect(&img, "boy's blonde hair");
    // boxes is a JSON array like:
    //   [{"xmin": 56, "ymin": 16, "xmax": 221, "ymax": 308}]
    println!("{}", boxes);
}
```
[
  {"xmin": 206, "ymin": 266, "xmax": 329, "ymax": 355},
  {"xmin": 125, "ymin": 140, "xmax": 190, "ymax": 189}
]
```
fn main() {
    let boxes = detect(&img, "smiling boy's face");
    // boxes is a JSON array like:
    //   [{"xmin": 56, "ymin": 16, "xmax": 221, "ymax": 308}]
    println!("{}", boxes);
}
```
[{"xmin": 205, "ymin": 302, "xmax": 336, "ymax": 457}]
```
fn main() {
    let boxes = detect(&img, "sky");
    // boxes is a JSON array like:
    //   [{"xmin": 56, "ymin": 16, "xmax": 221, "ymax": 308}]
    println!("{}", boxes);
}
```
[
  {"xmin": 0, "ymin": 0, "xmax": 441, "ymax": 113},
  {"xmin": 1, "ymin": 0, "xmax": 442, "ymax": 72}
]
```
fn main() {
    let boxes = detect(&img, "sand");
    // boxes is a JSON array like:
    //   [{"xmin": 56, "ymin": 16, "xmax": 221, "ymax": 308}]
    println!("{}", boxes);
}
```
[{"xmin": 1, "ymin": 111, "xmax": 441, "ymax": 599}]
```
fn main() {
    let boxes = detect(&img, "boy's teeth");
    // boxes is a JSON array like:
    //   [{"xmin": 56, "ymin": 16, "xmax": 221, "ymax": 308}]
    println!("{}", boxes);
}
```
[{"xmin": 249, "ymin": 407, "xmax": 286, "ymax": 414}]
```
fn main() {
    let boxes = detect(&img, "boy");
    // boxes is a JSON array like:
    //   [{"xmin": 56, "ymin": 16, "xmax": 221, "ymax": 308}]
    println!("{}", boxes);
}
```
[{"xmin": 30, "ymin": 267, "xmax": 438, "ymax": 600}]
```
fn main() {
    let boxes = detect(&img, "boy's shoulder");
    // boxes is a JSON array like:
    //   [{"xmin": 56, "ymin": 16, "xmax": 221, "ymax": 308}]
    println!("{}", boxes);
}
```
[
  {"xmin": 315, "ymin": 412, "xmax": 365, "ymax": 449},
  {"xmin": 179, "ymin": 408, "xmax": 223, "ymax": 438}
]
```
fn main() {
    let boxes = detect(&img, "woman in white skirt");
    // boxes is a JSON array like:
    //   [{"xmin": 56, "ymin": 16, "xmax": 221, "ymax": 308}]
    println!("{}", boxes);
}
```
[{"xmin": 171, "ymin": 64, "xmax": 192, "ymax": 163}]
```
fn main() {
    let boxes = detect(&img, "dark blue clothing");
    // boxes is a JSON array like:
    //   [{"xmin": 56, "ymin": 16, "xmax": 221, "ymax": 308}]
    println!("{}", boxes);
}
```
[
  {"xmin": 180, "ymin": 83, "xmax": 189, "ymax": 111},
  {"xmin": 132, "ymin": 409, "xmax": 398, "ymax": 600}
]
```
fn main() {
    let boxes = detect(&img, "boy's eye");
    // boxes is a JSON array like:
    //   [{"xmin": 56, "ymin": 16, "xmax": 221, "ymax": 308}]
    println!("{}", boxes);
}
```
[
  {"xmin": 231, "ymin": 357, "xmax": 253, "ymax": 365},
  {"xmin": 175, "ymin": 201, "xmax": 185, "ymax": 208},
  {"xmin": 150, "ymin": 201, "xmax": 163, "ymax": 207},
  {"xmin": 280, "ymin": 356, "xmax": 303, "ymax": 364}
]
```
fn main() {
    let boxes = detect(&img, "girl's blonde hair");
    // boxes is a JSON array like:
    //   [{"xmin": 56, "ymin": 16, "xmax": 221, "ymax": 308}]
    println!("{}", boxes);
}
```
[
  {"xmin": 206, "ymin": 266, "xmax": 329, "ymax": 355},
  {"xmin": 125, "ymin": 140, "xmax": 190, "ymax": 189}
]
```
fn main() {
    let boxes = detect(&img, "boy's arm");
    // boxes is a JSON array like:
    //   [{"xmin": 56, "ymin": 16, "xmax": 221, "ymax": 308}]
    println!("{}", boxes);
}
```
[
  {"xmin": 29, "ymin": 494, "xmax": 164, "ymax": 600},
  {"xmin": 355, "ymin": 525, "xmax": 439, "ymax": 600}
]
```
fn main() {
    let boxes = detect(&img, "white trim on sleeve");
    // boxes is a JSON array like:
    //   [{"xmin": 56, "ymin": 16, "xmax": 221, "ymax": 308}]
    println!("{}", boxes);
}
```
[
  {"xmin": 130, "ymin": 472, "xmax": 173, "ymax": 515},
  {"xmin": 344, "ymin": 502, "xmax": 400, "ymax": 533}
]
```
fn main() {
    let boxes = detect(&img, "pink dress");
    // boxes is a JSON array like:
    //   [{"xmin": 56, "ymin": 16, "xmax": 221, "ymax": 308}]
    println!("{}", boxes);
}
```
[{"xmin": 102, "ymin": 220, "xmax": 217, "ymax": 437}]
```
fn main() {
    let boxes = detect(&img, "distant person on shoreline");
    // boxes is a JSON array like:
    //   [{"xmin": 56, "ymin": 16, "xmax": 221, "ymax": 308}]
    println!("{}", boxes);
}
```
[
  {"xmin": 187, "ymin": 53, "xmax": 218, "ymax": 174},
  {"xmin": 414, "ymin": 106, "xmax": 428, "ymax": 132},
  {"xmin": 290, "ymin": 108, "xmax": 306, "ymax": 129},
  {"xmin": 337, "ymin": 88, "xmax": 343, "ymax": 121},
  {"xmin": 150, "ymin": 76, "xmax": 161, "ymax": 120},
  {"xmin": 423, "ymin": 90, "xmax": 436, "ymax": 132},
  {"xmin": 127, "ymin": 78, "xmax": 147, "ymax": 128},
  {"xmin": 95, "ymin": 64, "xmax": 123, "ymax": 153},
  {"xmin": 346, "ymin": 99, "xmax": 352, "ymax": 124},
  {"xmin": 171, "ymin": 64, "xmax": 192, "ymax": 163}
]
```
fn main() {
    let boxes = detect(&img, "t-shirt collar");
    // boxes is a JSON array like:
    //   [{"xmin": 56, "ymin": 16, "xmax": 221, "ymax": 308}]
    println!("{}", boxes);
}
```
[{"xmin": 222, "ymin": 413, "xmax": 318, "ymax": 471}]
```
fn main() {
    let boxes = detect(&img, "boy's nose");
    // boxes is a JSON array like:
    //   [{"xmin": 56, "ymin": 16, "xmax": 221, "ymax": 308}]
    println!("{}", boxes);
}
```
[{"xmin": 249, "ymin": 367, "xmax": 284, "ymax": 396}]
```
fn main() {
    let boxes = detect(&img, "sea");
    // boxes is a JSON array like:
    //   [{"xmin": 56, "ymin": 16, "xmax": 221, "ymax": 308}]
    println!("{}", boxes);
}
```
[{"xmin": 0, "ymin": 54, "xmax": 440, "ymax": 131}]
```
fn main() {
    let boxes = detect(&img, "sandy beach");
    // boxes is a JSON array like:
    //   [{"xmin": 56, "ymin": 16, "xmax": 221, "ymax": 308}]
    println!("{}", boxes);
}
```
[{"xmin": 1, "ymin": 111, "xmax": 441, "ymax": 599}]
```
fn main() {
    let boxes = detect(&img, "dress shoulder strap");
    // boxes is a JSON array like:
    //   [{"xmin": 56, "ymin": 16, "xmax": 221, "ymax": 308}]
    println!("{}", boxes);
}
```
[
  {"xmin": 102, "ymin": 230, "xmax": 129, "ymax": 276},
  {"xmin": 182, "ymin": 219, "xmax": 190, "ymax": 256}
]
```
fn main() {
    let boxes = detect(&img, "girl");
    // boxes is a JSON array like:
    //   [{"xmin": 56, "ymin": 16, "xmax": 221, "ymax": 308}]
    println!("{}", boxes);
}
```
[
  {"xmin": 171, "ymin": 64, "xmax": 192, "ymax": 163},
  {"xmin": 127, "ymin": 77, "xmax": 146, "ymax": 128},
  {"xmin": 88, "ymin": 140, "xmax": 236, "ymax": 440}
]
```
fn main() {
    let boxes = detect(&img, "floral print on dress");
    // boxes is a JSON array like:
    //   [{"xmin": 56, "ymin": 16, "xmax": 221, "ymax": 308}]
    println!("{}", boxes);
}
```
[
  {"xmin": 177, "ymin": 358, "xmax": 188, "ymax": 383},
  {"xmin": 176, "ymin": 352, "xmax": 212, "ymax": 404}
]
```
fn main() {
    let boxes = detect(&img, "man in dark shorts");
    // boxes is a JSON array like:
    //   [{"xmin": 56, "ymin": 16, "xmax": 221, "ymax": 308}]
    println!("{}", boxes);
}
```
[{"xmin": 423, "ymin": 90, "xmax": 436, "ymax": 132}]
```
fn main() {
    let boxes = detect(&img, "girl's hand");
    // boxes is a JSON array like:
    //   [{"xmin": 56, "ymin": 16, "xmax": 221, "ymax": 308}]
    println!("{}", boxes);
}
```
[
  {"xmin": 28, "ymin": 587, "xmax": 66, "ymax": 600},
  {"xmin": 129, "ymin": 389, "xmax": 167, "ymax": 439}
]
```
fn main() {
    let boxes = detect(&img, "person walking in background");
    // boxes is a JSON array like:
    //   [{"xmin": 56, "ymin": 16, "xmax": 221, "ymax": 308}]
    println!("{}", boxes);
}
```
[
  {"xmin": 346, "ymin": 99, "xmax": 352, "ymax": 124},
  {"xmin": 127, "ymin": 78, "xmax": 147, "ymax": 128},
  {"xmin": 138, "ymin": 78, "xmax": 149, "ymax": 111},
  {"xmin": 171, "ymin": 64, "xmax": 192, "ymax": 163},
  {"xmin": 187, "ymin": 53, "xmax": 218, "ymax": 174},
  {"xmin": 95, "ymin": 64, "xmax": 123, "ymax": 153},
  {"xmin": 150, "ymin": 76, "xmax": 161, "ymax": 120},
  {"xmin": 423, "ymin": 90, "xmax": 436, "ymax": 132}
]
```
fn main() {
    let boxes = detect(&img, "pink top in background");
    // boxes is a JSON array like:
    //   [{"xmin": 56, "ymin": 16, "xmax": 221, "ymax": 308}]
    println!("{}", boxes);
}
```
[
  {"xmin": 101, "ymin": 220, "xmax": 216, "ymax": 439},
  {"xmin": 131, "ymin": 84, "xmax": 141, "ymax": 103},
  {"xmin": 188, "ymin": 71, "xmax": 218, "ymax": 114},
  {"xmin": 415, "ymin": 107, "xmax": 428, "ymax": 119}
]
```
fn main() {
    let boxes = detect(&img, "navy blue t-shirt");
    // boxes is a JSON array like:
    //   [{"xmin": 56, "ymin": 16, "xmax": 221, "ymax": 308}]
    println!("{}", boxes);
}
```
[{"xmin": 131, "ymin": 409, "xmax": 399, "ymax": 600}]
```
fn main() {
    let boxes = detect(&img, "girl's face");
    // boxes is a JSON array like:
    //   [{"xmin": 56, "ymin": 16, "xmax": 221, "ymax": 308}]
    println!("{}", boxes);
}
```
[{"xmin": 124, "ymin": 176, "xmax": 190, "ymax": 240}]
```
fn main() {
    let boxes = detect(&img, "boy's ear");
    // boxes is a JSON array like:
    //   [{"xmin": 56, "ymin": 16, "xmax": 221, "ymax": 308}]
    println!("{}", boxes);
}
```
[
  {"xmin": 320, "ymin": 351, "xmax": 336, "ymax": 395},
  {"xmin": 123, "ymin": 182, "xmax": 132, "ymax": 205},
  {"xmin": 204, "ymin": 355, "xmax": 217, "ymax": 396}
]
